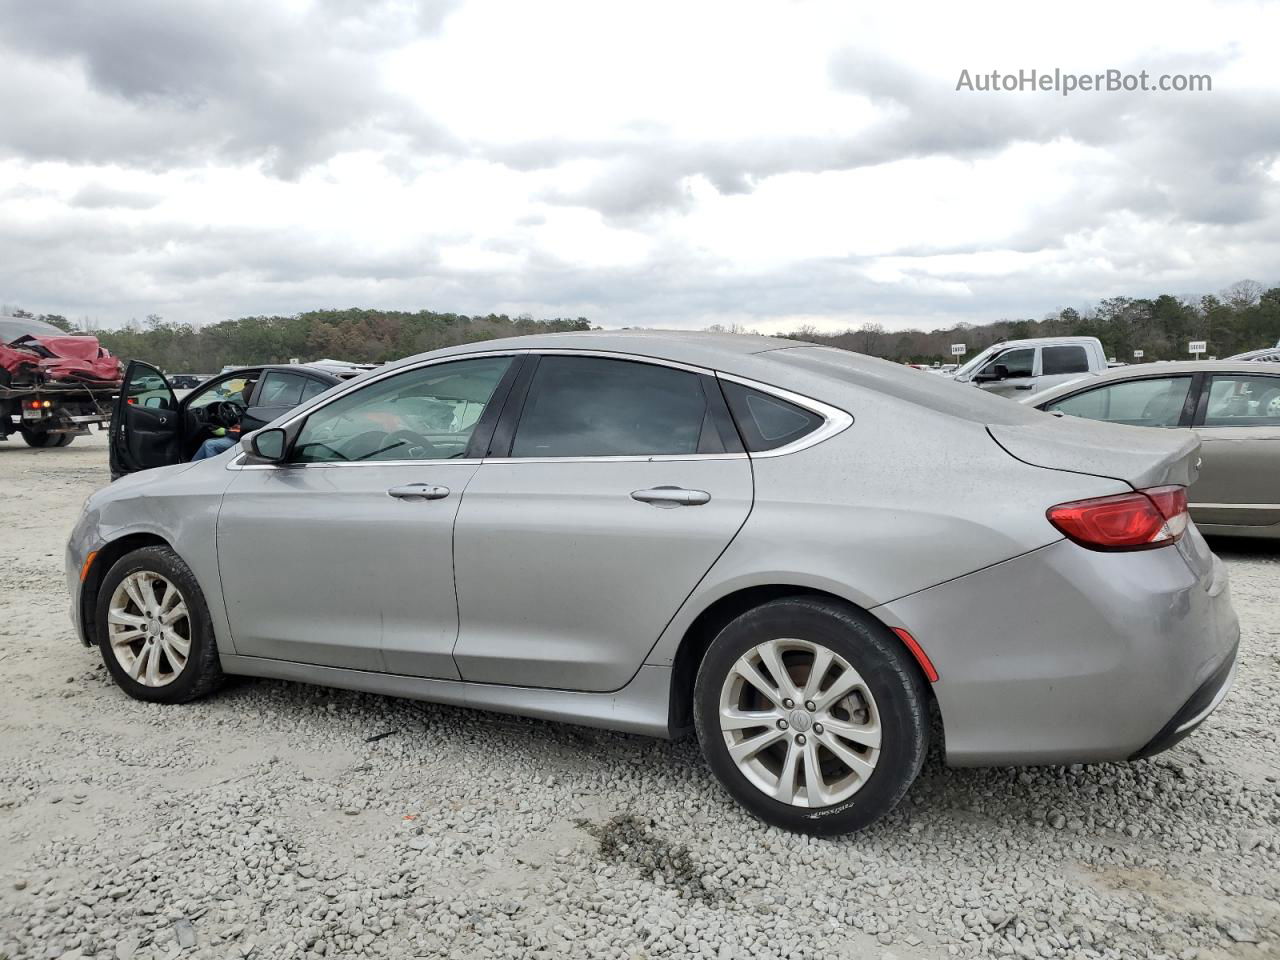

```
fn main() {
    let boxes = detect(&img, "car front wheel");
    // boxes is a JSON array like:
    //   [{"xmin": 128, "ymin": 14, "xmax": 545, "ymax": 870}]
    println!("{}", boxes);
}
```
[
  {"xmin": 94, "ymin": 545, "xmax": 224, "ymax": 703},
  {"xmin": 693, "ymin": 596, "xmax": 929, "ymax": 835}
]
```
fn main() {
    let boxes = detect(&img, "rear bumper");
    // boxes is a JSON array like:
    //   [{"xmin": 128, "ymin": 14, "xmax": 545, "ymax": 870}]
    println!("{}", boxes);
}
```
[
  {"xmin": 876, "ymin": 533, "xmax": 1240, "ymax": 766},
  {"xmin": 1129, "ymin": 644, "xmax": 1237, "ymax": 759}
]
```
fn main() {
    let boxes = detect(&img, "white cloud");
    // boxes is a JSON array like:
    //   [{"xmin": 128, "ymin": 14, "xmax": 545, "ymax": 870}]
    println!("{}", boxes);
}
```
[{"xmin": 0, "ymin": 0, "xmax": 1276, "ymax": 331}]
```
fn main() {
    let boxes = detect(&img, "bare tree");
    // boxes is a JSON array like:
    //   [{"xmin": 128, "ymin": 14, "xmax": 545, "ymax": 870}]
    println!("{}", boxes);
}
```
[
  {"xmin": 854, "ymin": 321, "xmax": 886, "ymax": 355},
  {"xmin": 1223, "ymin": 279, "xmax": 1263, "ymax": 308}
]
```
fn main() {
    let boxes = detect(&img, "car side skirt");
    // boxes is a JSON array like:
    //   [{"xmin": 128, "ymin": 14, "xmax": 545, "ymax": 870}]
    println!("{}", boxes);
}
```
[{"xmin": 219, "ymin": 655, "xmax": 676, "ymax": 739}]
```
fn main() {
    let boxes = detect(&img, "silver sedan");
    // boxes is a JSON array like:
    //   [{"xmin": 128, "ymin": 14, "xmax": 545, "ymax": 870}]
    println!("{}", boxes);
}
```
[
  {"xmin": 67, "ymin": 332, "xmax": 1239, "ymax": 834},
  {"xmin": 1026, "ymin": 360, "xmax": 1280, "ymax": 538}
]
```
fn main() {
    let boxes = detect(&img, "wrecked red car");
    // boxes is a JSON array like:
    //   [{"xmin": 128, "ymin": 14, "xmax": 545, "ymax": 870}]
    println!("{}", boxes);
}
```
[{"xmin": 0, "ymin": 315, "xmax": 122, "ymax": 448}]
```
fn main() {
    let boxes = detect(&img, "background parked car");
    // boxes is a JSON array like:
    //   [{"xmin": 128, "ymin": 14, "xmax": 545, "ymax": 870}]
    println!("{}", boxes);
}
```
[{"xmin": 1026, "ymin": 360, "xmax": 1280, "ymax": 538}]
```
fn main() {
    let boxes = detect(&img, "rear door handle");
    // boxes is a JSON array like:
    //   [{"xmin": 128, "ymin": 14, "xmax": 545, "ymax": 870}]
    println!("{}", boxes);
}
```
[
  {"xmin": 387, "ymin": 483, "xmax": 450, "ymax": 501},
  {"xmin": 631, "ymin": 486, "xmax": 711, "ymax": 507}
]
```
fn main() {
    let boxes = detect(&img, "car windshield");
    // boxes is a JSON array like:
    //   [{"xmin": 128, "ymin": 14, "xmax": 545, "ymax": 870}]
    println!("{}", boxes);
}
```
[{"xmin": 952, "ymin": 347, "xmax": 999, "ymax": 379}]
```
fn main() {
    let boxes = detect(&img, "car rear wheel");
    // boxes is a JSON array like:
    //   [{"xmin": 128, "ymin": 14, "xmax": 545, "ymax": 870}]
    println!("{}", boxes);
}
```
[
  {"xmin": 94, "ymin": 546, "xmax": 223, "ymax": 703},
  {"xmin": 693, "ymin": 596, "xmax": 929, "ymax": 835}
]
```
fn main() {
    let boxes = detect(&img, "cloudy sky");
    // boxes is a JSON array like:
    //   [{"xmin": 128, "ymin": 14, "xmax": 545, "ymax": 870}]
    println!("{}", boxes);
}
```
[{"xmin": 0, "ymin": 0, "xmax": 1277, "ymax": 333}]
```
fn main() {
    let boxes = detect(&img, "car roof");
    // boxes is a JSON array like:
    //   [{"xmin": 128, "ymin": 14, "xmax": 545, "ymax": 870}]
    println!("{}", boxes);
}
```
[
  {"xmin": 982, "ymin": 336, "xmax": 1100, "ymax": 348},
  {"xmin": 218, "ymin": 364, "xmax": 346, "ymax": 383},
  {"xmin": 401, "ymin": 329, "xmax": 798, "ymax": 368},
  {"xmin": 1228, "ymin": 347, "xmax": 1280, "ymax": 361}
]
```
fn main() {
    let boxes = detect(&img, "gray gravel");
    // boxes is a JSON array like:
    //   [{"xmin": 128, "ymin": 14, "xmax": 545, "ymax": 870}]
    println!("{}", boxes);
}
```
[{"xmin": 2, "ymin": 433, "xmax": 1278, "ymax": 960}]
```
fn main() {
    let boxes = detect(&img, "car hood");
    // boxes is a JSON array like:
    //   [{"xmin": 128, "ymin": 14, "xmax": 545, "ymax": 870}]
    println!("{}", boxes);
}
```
[{"xmin": 988, "ymin": 416, "xmax": 1200, "ymax": 489}]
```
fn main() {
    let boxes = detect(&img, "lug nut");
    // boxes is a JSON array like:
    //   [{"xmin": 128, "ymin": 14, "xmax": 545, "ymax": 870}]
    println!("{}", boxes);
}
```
[
  {"xmin": 776, "ymin": 719, "xmax": 788, "ymax": 730},
  {"xmin": 796, "ymin": 734, "xmax": 807, "ymax": 745},
  {"xmin": 804, "ymin": 700, "xmax": 816, "ymax": 712},
  {"xmin": 813, "ymin": 723, "xmax": 824, "ymax": 735},
  {"xmin": 783, "ymin": 698, "xmax": 794, "ymax": 709}
]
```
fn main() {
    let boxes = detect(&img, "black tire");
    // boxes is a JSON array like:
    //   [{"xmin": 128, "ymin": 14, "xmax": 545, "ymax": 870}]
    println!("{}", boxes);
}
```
[
  {"xmin": 693, "ymin": 596, "xmax": 929, "ymax": 836},
  {"xmin": 19, "ymin": 427, "xmax": 68, "ymax": 447},
  {"xmin": 93, "ymin": 545, "xmax": 224, "ymax": 704}
]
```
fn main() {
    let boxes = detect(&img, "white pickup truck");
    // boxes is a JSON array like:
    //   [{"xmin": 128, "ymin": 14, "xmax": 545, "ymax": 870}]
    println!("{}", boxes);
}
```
[{"xmin": 951, "ymin": 336, "xmax": 1108, "ymax": 398}]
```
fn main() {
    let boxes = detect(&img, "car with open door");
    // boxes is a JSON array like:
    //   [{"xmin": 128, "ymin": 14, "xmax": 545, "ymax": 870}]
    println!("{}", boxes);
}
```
[{"xmin": 109, "ymin": 362, "xmax": 351, "ymax": 479}]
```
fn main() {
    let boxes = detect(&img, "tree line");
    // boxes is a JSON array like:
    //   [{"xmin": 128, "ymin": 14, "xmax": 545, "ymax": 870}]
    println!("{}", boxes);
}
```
[
  {"xmin": 5, "ymin": 278, "xmax": 1277, "ymax": 370},
  {"xmin": 769, "ymin": 280, "xmax": 1280, "ymax": 364},
  {"xmin": 39, "ymin": 309, "xmax": 592, "ymax": 373}
]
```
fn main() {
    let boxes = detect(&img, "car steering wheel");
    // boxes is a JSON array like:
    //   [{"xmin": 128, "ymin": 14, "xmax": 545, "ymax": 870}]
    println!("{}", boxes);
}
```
[
  {"xmin": 380, "ymin": 428, "xmax": 442, "ymax": 459},
  {"xmin": 206, "ymin": 399, "xmax": 245, "ymax": 429}
]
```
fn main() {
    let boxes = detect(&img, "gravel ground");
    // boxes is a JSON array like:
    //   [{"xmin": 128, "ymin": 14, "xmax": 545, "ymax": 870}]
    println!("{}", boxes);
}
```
[{"xmin": 1, "ymin": 431, "xmax": 1278, "ymax": 960}]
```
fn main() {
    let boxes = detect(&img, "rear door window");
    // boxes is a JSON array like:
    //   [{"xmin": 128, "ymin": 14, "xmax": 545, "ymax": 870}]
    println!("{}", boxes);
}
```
[
  {"xmin": 1042, "ymin": 345, "xmax": 1090, "ymax": 376},
  {"xmin": 1045, "ymin": 376, "xmax": 1193, "ymax": 427},
  {"xmin": 1201, "ymin": 374, "xmax": 1280, "ymax": 426},
  {"xmin": 255, "ymin": 371, "xmax": 308, "ymax": 407},
  {"xmin": 511, "ymin": 356, "xmax": 715, "ymax": 458}
]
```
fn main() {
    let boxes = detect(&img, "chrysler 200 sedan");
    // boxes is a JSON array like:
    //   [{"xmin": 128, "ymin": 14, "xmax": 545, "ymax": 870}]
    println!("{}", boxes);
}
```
[{"xmin": 67, "ymin": 332, "xmax": 1239, "ymax": 834}]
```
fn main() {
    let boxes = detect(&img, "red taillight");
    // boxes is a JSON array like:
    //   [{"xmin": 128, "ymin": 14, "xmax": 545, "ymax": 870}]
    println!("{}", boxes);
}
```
[{"xmin": 1047, "ymin": 485, "xmax": 1189, "ymax": 551}]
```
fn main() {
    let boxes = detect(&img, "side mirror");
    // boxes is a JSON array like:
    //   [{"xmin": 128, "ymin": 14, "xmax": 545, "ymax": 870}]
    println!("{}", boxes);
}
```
[
  {"xmin": 975, "ymin": 363, "xmax": 1011, "ymax": 383},
  {"xmin": 246, "ymin": 427, "xmax": 288, "ymax": 464}
]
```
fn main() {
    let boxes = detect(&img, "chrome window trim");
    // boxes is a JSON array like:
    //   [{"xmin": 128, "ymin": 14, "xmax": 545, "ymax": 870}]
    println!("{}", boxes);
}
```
[
  {"xmin": 225, "ymin": 346, "xmax": 852, "ymax": 470},
  {"xmin": 481, "ymin": 453, "xmax": 749, "ymax": 465}
]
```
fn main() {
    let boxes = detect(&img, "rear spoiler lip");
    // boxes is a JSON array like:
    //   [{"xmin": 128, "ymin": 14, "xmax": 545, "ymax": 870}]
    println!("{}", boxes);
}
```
[{"xmin": 986, "ymin": 423, "xmax": 1200, "ymax": 490}]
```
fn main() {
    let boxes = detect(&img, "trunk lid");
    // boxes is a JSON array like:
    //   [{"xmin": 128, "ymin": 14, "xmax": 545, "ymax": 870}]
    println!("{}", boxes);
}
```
[{"xmin": 987, "ymin": 415, "xmax": 1200, "ymax": 489}]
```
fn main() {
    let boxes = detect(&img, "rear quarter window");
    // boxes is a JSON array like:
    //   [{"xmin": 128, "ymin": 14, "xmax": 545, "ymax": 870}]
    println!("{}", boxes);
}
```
[{"xmin": 720, "ymin": 381, "xmax": 824, "ymax": 452}]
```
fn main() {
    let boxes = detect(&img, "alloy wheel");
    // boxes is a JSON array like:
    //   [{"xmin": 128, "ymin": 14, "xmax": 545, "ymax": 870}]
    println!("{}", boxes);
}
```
[
  {"xmin": 718, "ymin": 637, "xmax": 881, "ymax": 807},
  {"xmin": 106, "ymin": 571, "xmax": 191, "ymax": 687}
]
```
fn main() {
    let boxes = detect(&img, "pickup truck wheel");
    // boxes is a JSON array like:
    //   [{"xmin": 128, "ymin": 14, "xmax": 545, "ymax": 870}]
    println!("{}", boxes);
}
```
[
  {"xmin": 693, "ymin": 597, "xmax": 929, "ymax": 836},
  {"xmin": 94, "ymin": 546, "xmax": 224, "ymax": 704}
]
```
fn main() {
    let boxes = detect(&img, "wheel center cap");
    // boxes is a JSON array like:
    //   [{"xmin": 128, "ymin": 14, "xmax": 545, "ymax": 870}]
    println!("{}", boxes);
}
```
[{"xmin": 788, "ymin": 710, "xmax": 812, "ymax": 733}]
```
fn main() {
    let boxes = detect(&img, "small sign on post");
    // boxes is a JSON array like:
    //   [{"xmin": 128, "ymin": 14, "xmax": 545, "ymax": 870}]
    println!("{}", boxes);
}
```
[
  {"xmin": 1133, "ymin": 349, "xmax": 1144, "ymax": 359},
  {"xmin": 1188, "ymin": 340, "xmax": 1207, "ymax": 359},
  {"xmin": 950, "ymin": 343, "xmax": 966, "ymax": 357}
]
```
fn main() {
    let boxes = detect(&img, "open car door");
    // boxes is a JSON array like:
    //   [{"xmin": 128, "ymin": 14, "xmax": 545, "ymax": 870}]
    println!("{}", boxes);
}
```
[{"xmin": 110, "ymin": 361, "xmax": 182, "ymax": 479}]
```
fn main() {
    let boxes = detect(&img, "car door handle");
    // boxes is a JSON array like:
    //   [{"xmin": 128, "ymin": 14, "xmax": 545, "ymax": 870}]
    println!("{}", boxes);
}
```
[
  {"xmin": 387, "ymin": 483, "xmax": 450, "ymax": 501},
  {"xmin": 1015, "ymin": 383, "xmax": 1036, "ymax": 390},
  {"xmin": 631, "ymin": 486, "xmax": 711, "ymax": 507}
]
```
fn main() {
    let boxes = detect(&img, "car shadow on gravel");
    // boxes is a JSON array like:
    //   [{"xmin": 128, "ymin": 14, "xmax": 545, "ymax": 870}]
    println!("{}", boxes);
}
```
[{"xmin": 1203, "ymin": 534, "xmax": 1280, "ymax": 561}]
